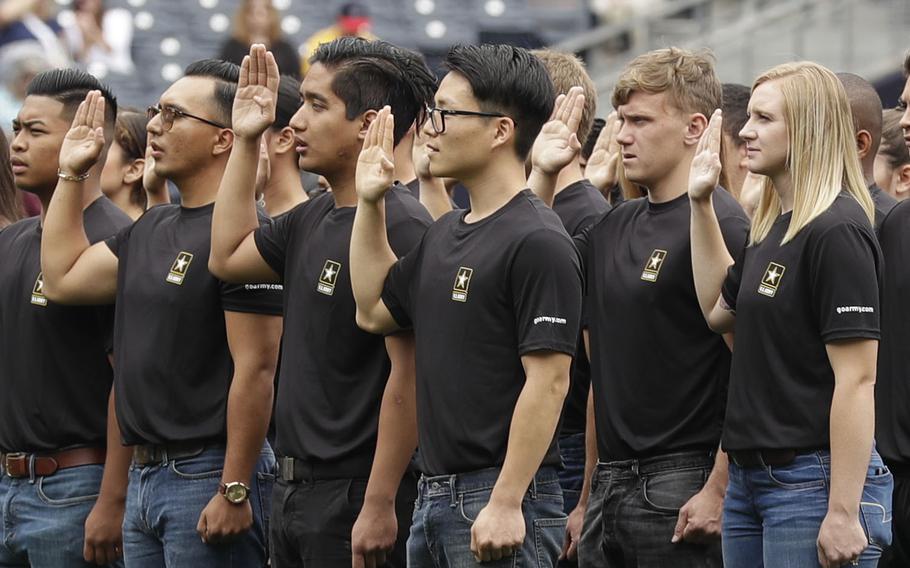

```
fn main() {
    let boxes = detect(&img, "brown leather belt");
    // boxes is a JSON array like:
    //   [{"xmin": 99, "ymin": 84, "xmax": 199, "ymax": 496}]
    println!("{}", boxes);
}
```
[
  {"xmin": 1, "ymin": 447, "xmax": 106, "ymax": 478},
  {"xmin": 132, "ymin": 441, "xmax": 215, "ymax": 466},
  {"xmin": 728, "ymin": 449, "xmax": 801, "ymax": 468}
]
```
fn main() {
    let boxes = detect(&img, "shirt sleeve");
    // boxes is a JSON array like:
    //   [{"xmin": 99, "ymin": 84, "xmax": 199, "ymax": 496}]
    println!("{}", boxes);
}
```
[
  {"xmin": 720, "ymin": 243, "xmax": 747, "ymax": 311},
  {"xmin": 253, "ymin": 210, "xmax": 294, "ymax": 278},
  {"xmin": 219, "ymin": 281, "xmax": 284, "ymax": 315},
  {"xmin": 380, "ymin": 240, "xmax": 423, "ymax": 329},
  {"xmin": 104, "ymin": 223, "xmax": 133, "ymax": 258},
  {"xmin": 512, "ymin": 230, "xmax": 583, "ymax": 356},
  {"xmin": 809, "ymin": 221, "xmax": 881, "ymax": 342}
]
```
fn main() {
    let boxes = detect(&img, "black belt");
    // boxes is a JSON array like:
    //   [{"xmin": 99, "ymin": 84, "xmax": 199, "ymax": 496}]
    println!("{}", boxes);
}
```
[
  {"xmin": 277, "ymin": 455, "xmax": 371, "ymax": 482},
  {"xmin": 132, "ymin": 440, "xmax": 221, "ymax": 466},
  {"xmin": 728, "ymin": 449, "xmax": 816, "ymax": 468}
]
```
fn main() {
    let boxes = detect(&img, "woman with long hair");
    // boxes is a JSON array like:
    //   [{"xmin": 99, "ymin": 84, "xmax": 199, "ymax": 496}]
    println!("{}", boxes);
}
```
[
  {"xmin": 689, "ymin": 61, "xmax": 892, "ymax": 566},
  {"xmin": 0, "ymin": 127, "xmax": 21, "ymax": 228},
  {"xmin": 874, "ymin": 108, "xmax": 910, "ymax": 201},
  {"xmin": 217, "ymin": 0, "xmax": 300, "ymax": 78},
  {"xmin": 100, "ymin": 108, "xmax": 147, "ymax": 220}
]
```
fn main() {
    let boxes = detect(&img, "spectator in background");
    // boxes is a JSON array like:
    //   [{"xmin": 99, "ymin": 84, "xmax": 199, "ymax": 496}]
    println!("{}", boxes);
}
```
[
  {"xmin": 720, "ymin": 83, "xmax": 750, "ymax": 200},
  {"xmin": 100, "ymin": 108, "xmax": 147, "ymax": 220},
  {"xmin": 0, "ymin": 127, "xmax": 19, "ymax": 228},
  {"xmin": 0, "ymin": 0, "xmax": 69, "ymax": 68},
  {"xmin": 300, "ymin": 2, "xmax": 376, "ymax": 76},
  {"xmin": 218, "ymin": 0, "xmax": 300, "ymax": 79},
  {"xmin": 0, "ymin": 45, "xmax": 50, "ymax": 131},
  {"xmin": 64, "ymin": 0, "xmax": 134, "ymax": 76},
  {"xmin": 874, "ymin": 109, "xmax": 910, "ymax": 201}
]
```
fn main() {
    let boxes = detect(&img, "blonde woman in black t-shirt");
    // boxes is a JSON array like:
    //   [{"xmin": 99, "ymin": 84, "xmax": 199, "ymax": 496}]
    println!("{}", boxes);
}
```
[{"xmin": 689, "ymin": 61, "xmax": 892, "ymax": 567}]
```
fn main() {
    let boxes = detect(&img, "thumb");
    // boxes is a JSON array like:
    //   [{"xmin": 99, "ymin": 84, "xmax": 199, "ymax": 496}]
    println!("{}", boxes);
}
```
[
  {"xmin": 381, "ymin": 156, "xmax": 394, "ymax": 172},
  {"xmin": 197, "ymin": 511, "xmax": 208, "ymax": 543},
  {"xmin": 671, "ymin": 506, "xmax": 689, "ymax": 543},
  {"xmin": 352, "ymin": 552, "xmax": 365, "ymax": 568}
]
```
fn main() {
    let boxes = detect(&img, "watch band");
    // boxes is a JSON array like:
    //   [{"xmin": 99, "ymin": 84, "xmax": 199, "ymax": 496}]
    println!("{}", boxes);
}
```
[
  {"xmin": 57, "ymin": 169, "xmax": 90, "ymax": 182},
  {"xmin": 218, "ymin": 481, "xmax": 251, "ymax": 504}
]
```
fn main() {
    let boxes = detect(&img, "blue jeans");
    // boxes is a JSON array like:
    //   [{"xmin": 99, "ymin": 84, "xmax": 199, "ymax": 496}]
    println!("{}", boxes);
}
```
[
  {"xmin": 558, "ymin": 433, "xmax": 585, "ymax": 515},
  {"xmin": 408, "ymin": 466, "xmax": 567, "ymax": 567},
  {"xmin": 723, "ymin": 450, "xmax": 893, "ymax": 567},
  {"xmin": 0, "ymin": 463, "xmax": 122, "ymax": 567},
  {"xmin": 122, "ymin": 445, "xmax": 276, "ymax": 567}
]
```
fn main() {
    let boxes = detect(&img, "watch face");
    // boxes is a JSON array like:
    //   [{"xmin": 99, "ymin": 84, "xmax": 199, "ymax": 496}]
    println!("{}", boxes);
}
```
[{"xmin": 225, "ymin": 483, "xmax": 249, "ymax": 503}]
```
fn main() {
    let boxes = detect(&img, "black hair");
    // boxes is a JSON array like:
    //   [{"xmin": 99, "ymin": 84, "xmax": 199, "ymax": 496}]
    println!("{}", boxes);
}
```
[
  {"xmin": 274, "ymin": 74, "xmax": 302, "ymax": 130},
  {"xmin": 183, "ymin": 59, "xmax": 240, "ymax": 127},
  {"xmin": 311, "ymin": 37, "xmax": 437, "ymax": 145},
  {"xmin": 26, "ymin": 68, "xmax": 117, "ymax": 128},
  {"xmin": 721, "ymin": 83, "xmax": 750, "ymax": 146},
  {"xmin": 444, "ymin": 44, "xmax": 555, "ymax": 160},
  {"xmin": 582, "ymin": 117, "xmax": 605, "ymax": 161}
]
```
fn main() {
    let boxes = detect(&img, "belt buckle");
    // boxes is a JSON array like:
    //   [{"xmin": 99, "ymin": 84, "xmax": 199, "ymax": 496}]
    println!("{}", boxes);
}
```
[
  {"xmin": 3, "ymin": 453, "xmax": 27, "ymax": 477},
  {"xmin": 279, "ymin": 456, "xmax": 295, "ymax": 482},
  {"xmin": 133, "ymin": 445, "xmax": 154, "ymax": 465}
]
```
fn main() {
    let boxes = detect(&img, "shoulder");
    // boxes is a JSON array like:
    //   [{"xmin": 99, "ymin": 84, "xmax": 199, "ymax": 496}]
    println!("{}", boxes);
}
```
[
  {"xmin": 384, "ymin": 184, "xmax": 433, "ymax": 225},
  {"xmin": 86, "ymin": 197, "xmax": 132, "ymax": 232},
  {"xmin": 877, "ymin": 198, "xmax": 910, "ymax": 239},
  {"xmin": 712, "ymin": 186, "xmax": 748, "ymax": 219},
  {"xmin": 0, "ymin": 216, "xmax": 38, "ymax": 243}
]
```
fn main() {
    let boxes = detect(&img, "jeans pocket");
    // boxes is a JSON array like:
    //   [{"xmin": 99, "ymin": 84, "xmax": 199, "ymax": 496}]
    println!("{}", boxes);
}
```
[
  {"xmin": 533, "ymin": 517, "xmax": 567, "ymax": 567},
  {"xmin": 641, "ymin": 467, "xmax": 708, "ymax": 514},
  {"xmin": 458, "ymin": 490, "xmax": 488, "ymax": 524},
  {"xmin": 766, "ymin": 460, "xmax": 827, "ymax": 490},
  {"xmin": 36, "ymin": 465, "xmax": 103, "ymax": 507},
  {"xmin": 170, "ymin": 454, "xmax": 223, "ymax": 480},
  {"xmin": 859, "ymin": 469, "xmax": 894, "ymax": 551},
  {"xmin": 256, "ymin": 471, "xmax": 276, "ymax": 533}
]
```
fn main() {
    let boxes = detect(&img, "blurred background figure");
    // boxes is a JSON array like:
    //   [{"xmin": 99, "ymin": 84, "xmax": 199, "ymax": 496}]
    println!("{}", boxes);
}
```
[
  {"xmin": 0, "ymin": 0, "xmax": 68, "ymax": 68},
  {"xmin": 0, "ymin": 126, "xmax": 20, "ymax": 228},
  {"xmin": 875, "ymin": 108, "xmax": 910, "ymax": 202},
  {"xmin": 218, "ymin": 0, "xmax": 300, "ymax": 79},
  {"xmin": 720, "ymin": 82, "xmax": 751, "ymax": 201},
  {"xmin": 300, "ymin": 2, "xmax": 375, "ymax": 76},
  {"xmin": 0, "ymin": 45, "xmax": 49, "ymax": 128},
  {"xmin": 64, "ymin": 0, "xmax": 134, "ymax": 76},
  {"xmin": 100, "ymin": 107, "xmax": 147, "ymax": 220}
]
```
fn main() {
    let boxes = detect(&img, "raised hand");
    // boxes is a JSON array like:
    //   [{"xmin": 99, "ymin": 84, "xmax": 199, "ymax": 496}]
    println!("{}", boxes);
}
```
[
  {"xmin": 530, "ymin": 86, "xmax": 586, "ymax": 175},
  {"xmin": 355, "ymin": 106, "xmax": 395, "ymax": 204},
  {"xmin": 232, "ymin": 44, "xmax": 279, "ymax": 140},
  {"xmin": 688, "ymin": 109, "xmax": 723, "ymax": 202},
  {"xmin": 585, "ymin": 111, "xmax": 621, "ymax": 191},
  {"xmin": 59, "ymin": 90, "xmax": 106, "ymax": 177}
]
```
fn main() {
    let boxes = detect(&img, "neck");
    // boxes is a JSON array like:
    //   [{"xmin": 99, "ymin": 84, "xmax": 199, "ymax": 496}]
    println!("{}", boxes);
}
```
[
  {"xmin": 263, "ymin": 164, "xmax": 306, "ymax": 216},
  {"xmin": 38, "ymin": 179, "xmax": 103, "ymax": 223},
  {"xmin": 173, "ymin": 161, "xmax": 225, "ymax": 208},
  {"xmin": 393, "ymin": 142, "xmax": 416, "ymax": 186},
  {"xmin": 862, "ymin": 166, "xmax": 875, "ymax": 188},
  {"xmin": 554, "ymin": 159, "xmax": 585, "ymax": 196},
  {"xmin": 460, "ymin": 154, "xmax": 527, "ymax": 221},
  {"xmin": 771, "ymin": 171, "xmax": 794, "ymax": 213},
  {"xmin": 645, "ymin": 152, "xmax": 694, "ymax": 204},
  {"xmin": 326, "ymin": 166, "xmax": 358, "ymax": 208},
  {"xmin": 107, "ymin": 186, "xmax": 143, "ymax": 220}
]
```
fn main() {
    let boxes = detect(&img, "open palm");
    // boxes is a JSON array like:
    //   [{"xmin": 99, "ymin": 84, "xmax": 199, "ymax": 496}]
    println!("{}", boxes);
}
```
[
  {"xmin": 232, "ymin": 44, "xmax": 279, "ymax": 139},
  {"xmin": 59, "ymin": 90, "xmax": 106, "ymax": 176},
  {"xmin": 356, "ymin": 106, "xmax": 395, "ymax": 204},
  {"xmin": 530, "ymin": 86, "xmax": 585, "ymax": 175},
  {"xmin": 585, "ymin": 111, "xmax": 621, "ymax": 191},
  {"xmin": 688, "ymin": 109, "xmax": 723, "ymax": 201}
]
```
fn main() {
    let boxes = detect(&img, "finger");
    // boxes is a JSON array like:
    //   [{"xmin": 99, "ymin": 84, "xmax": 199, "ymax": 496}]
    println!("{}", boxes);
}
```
[
  {"xmin": 382, "ymin": 107, "xmax": 394, "ymax": 158},
  {"xmin": 266, "ymin": 50, "xmax": 280, "ymax": 93},
  {"xmin": 92, "ymin": 93, "xmax": 105, "ymax": 132},
  {"xmin": 556, "ymin": 91, "xmax": 572, "ymax": 124},
  {"xmin": 565, "ymin": 90, "xmax": 585, "ymax": 137},
  {"xmin": 83, "ymin": 540, "xmax": 95, "ymax": 564},
  {"xmin": 567, "ymin": 538, "xmax": 578, "ymax": 560},
  {"xmin": 256, "ymin": 44, "xmax": 267, "ymax": 87},
  {"xmin": 710, "ymin": 109, "xmax": 723, "ymax": 154},
  {"xmin": 490, "ymin": 547, "xmax": 503, "ymax": 561},
  {"xmin": 73, "ymin": 98, "xmax": 87, "ymax": 129},
  {"xmin": 671, "ymin": 507, "xmax": 688, "ymax": 543},
  {"xmin": 95, "ymin": 545, "xmax": 112, "ymax": 566},
  {"xmin": 196, "ymin": 514, "xmax": 207, "ymax": 542},
  {"xmin": 249, "ymin": 45, "xmax": 259, "ymax": 84},
  {"xmin": 239, "ymin": 55, "xmax": 250, "ymax": 89},
  {"xmin": 352, "ymin": 552, "xmax": 365, "ymax": 568},
  {"xmin": 549, "ymin": 93, "xmax": 565, "ymax": 121}
]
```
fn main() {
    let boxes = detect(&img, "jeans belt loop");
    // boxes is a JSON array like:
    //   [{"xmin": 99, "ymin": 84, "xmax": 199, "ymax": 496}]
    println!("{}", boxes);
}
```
[
  {"xmin": 448, "ymin": 474, "xmax": 457, "ymax": 508},
  {"xmin": 27, "ymin": 454, "xmax": 36, "ymax": 484},
  {"xmin": 529, "ymin": 473, "xmax": 538, "ymax": 500},
  {"xmin": 631, "ymin": 460, "xmax": 639, "ymax": 477}
]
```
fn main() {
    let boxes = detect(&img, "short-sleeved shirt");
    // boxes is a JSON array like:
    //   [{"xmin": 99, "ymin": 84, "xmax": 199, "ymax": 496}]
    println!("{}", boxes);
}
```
[
  {"xmin": 575, "ymin": 189, "xmax": 749, "ymax": 461},
  {"xmin": 872, "ymin": 200, "xmax": 910, "ymax": 465},
  {"xmin": 721, "ymin": 193, "xmax": 881, "ymax": 451},
  {"xmin": 552, "ymin": 179, "xmax": 610, "ymax": 436},
  {"xmin": 106, "ymin": 203, "xmax": 282, "ymax": 446},
  {"xmin": 0, "ymin": 197, "xmax": 130, "ymax": 452},
  {"xmin": 382, "ymin": 189, "xmax": 583, "ymax": 476},
  {"xmin": 254, "ymin": 187, "xmax": 432, "ymax": 473},
  {"xmin": 870, "ymin": 183, "xmax": 897, "ymax": 232}
]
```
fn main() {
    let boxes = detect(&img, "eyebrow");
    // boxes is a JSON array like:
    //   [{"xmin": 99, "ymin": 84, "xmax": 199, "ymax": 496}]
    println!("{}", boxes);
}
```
[
  {"xmin": 303, "ymin": 91, "xmax": 329, "ymax": 104},
  {"xmin": 16, "ymin": 119, "xmax": 46, "ymax": 128}
]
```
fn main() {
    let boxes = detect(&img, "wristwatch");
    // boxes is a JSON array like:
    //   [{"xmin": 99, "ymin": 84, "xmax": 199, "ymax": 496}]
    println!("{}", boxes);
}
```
[{"xmin": 218, "ymin": 481, "xmax": 251, "ymax": 505}]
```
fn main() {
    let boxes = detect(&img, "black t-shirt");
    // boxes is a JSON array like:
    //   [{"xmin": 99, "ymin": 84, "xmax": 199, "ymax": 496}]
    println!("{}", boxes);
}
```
[
  {"xmin": 575, "ymin": 189, "xmax": 749, "ymax": 461},
  {"xmin": 405, "ymin": 178, "xmax": 419, "ymax": 200},
  {"xmin": 870, "ymin": 183, "xmax": 897, "ymax": 231},
  {"xmin": 872, "ymin": 200, "xmax": 910, "ymax": 464},
  {"xmin": 106, "ymin": 203, "xmax": 283, "ymax": 446},
  {"xmin": 0, "ymin": 197, "xmax": 130, "ymax": 452},
  {"xmin": 382, "ymin": 189, "xmax": 583, "ymax": 475},
  {"xmin": 552, "ymin": 179, "xmax": 610, "ymax": 435},
  {"xmin": 721, "ymin": 194, "xmax": 881, "ymax": 451},
  {"xmin": 254, "ymin": 186, "xmax": 431, "ymax": 472}
]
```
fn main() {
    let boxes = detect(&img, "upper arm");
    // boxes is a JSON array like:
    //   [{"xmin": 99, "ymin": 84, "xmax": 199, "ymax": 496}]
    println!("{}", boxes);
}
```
[
  {"xmin": 46, "ymin": 241, "xmax": 119, "ymax": 305},
  {"xmin": 213, "ymin": 230, "xmax": 280, "ymax": 284},
  {"xmin": 520, "ymin": 351, "xmax": 573, "ymax": 390},
  {"xmin": 825, "ymin": 338, "xmax": 878, "ymax": 387},
  {"xmin": 224, "ymin": 309, "xmax": 282, "ymax": 378},
  {"xmin": 384, "ymin": 333, "xmax": 416, "ymax": 387},
  {"xmin": 707, "ymin": 295, "xmax": 736, "ymax": 335}
]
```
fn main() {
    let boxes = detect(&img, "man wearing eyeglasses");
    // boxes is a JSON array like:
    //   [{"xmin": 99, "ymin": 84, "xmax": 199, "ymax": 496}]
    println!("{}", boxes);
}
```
[
  {"xmin": 40, "ymin": 59, "xmax": 283, "ymax": 566},
  {"xmin": 349, "ymin": 44, "xmax": 582, "ymax": 567}
]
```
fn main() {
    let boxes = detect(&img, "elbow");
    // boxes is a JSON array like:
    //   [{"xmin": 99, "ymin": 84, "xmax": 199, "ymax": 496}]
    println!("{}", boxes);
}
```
[
  {"xmin": 208, "ymin": 255, "xmax": 230, "ymax": 282},
  {"xmin": 41, "ymin": 275, "xmax": 68, "ymax": 304},
  {"xmin": 548, "ymin": 371, "xmax": 571, "ymax": 403},
  {"xmin": 355, "ymin": 308, "xmax": 384, "ymax": 335}
]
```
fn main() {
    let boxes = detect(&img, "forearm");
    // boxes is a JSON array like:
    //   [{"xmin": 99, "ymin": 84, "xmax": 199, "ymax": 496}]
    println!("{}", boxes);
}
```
[
  {"xmin": 527, "ymin": 167, "xmax": 559, "ymax": 208},
  {"xmin": 828, "ymin": 380, "xmax": 875, "ymax": 516},
  {"xmin": 211, "ymin": 137, "xmax": 262, "ymax": 275},
  {"xmin": 221, "ymin": 369, "xmax": 274, "ymax": 485},
  {"xmin": 350, "ymin": 198, "xmax": 396, "ymax": 329},
  {"xmin": 41, "ymin": 179, "xmax": 92, "ymax": 296},
  {"xmin": 577, "ymin": 384, "xmax": 597, "ymax": 508},
  {"xmin": 96, "ymin": 389, "xmax": 130, "ymax": 504},
  {"xmin": 0, "ymin": 0, "xmax": 37, "ymax": 25},
  {"xmin": 491, "ymin": 372, "xmax": 569, "ymax": 506},
  {"xmin": 689, "ymin": 196, "xmax": 733, "ymax": 319},
  {"xmin": 418, "ymin": 176, "xmax": 453, "ymax": 220},
  {"xmin": 703, "ymin": 446, "xmax": 728, "ymax": 497}
]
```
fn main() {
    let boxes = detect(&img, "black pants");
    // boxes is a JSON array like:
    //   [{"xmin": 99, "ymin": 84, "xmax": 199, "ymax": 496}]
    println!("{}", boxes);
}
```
[
  {"xmin": 881, "ymin": 473, "xmax": 910, "ymax": 567},
  {"xmin": 269, "ymin": 473, "xmax": 417, "ymax": 567}
]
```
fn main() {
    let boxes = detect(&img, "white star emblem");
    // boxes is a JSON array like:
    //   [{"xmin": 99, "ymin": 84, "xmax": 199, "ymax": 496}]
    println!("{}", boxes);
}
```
[
  {"xmin": 648, "ymin": 254, "xmax": 662, "ymax": 269},
  {"xmin": 324, "ymin": 266, "xmax": 336, "ymax": 281},
  {"xmin": 35, "ymin": 279, "xmax": 43, "ymax": 292},
  {"xmin": 175, "ymin": 257, "xmax": 188, "ymax": 272},
  {"xmin": 766, "ymin": 268, "xmax": 780, "ymax": 284},
  {"xmin": 456, "ymin": 272, "xmax": 469, "ymax": 288}
]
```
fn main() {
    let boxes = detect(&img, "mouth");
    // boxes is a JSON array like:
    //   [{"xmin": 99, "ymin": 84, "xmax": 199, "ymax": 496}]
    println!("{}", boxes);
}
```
[
  {"xmin": 295, "ymin": 139, "xmax": 308, "ymax": 154},
  {"xmin": 149, "ymin": 141, "xmax": 164, "ymax": 159},
  {"xmin": 621, "ymin": 153, "xmax": 636, "ymax": 161},
  {"xmin": 10, "ymin": 157, "xmax": 26, "ymax": 175},
  {"xmin": 746, "ymin": 146, "xmax": 760, "ymax": 154}
]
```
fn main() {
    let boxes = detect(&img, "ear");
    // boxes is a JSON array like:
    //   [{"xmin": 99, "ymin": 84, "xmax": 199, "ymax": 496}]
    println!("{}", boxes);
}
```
[
  {"xmin": 896, "ymin": 164, "xmax": 910, "ymax": 199},
  {"xmin": 273, "ymin": 126, "xmax": 296, "ymax": 155},
  {"xmin": 488, "ymin": 116, "xmax": 516, "ymax": 153},
  {"xmin": 683, "ymin": 113, "xmax": 709, "ymax": 147},
  {"xmin": 212, "ymin": 128, "xmax": 234, "ymax": 157},
  {"xmin": 358, "ymin": 109, "xmax": 380, "ymax": 142},
  {"xmin": 856, "ymin": 130, "xmax": 874, "ymax": 160},
  {"xmin": 123, "ymin": 157, "xmax": 145, "ymax": 185}
]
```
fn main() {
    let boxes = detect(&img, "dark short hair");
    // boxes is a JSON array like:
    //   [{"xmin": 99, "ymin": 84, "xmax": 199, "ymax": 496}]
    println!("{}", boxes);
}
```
[
  {"xmin": 183, "ymin": 59, "xmax": 240, "ymax": 127},
  {"xmin": 880, "ymin": 108, "xmax": 910, "ymax": 169},
  {"xmin": 26, "ymin": 68, "xmax": 117, "ymax": 128},
  {"xmin": 444, "ymin": 44, "xmax": 555, "ymax": 160},
  {"xmin": 311, "ymin": 37, "xmax": 436, "ymax": 145},
  {"xmin": 582, "ymin": 117, "xmax": 605, "ymax": 161},
  {"xmin": 115, "ymin": 108, "xmax": 149, "ymax": 209},
  {"xmin": 721, "ymin": 83, "xmax": 750, "ymax": 146},
  {"xmin": 904, "ymin": 50, "xmax": 910, "ymax": 77},
  {"xmin": 274, "ymin": 74, "xmax": 302, "ymax": 130}
]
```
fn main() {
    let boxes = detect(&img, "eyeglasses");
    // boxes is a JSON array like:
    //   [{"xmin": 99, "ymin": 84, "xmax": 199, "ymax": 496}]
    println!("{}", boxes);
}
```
[
  {"xmin": 424, "ymin": 104, "xmax": 508, "ymax": 135},
  {"xmin": 147, "ymin": 104, "xmax": 227, "ymax": 131}
]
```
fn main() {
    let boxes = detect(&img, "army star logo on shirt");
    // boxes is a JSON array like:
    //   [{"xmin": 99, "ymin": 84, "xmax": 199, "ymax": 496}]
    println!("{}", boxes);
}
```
[
  {"xmin": 452, "ymin": 267, "xmax": 473, "ymax": 302},
  {"xmin": 166, "ymin": 252, "xmax": 194, "ymax": 285},
  {"xmin": 30, "ymin": 272, "xmax": 47, "ymax": 306},
  {"xmin": 758, "ymin": 262, "xmax": 786, "ymax": 298},
  {"xmin": 317, "ymin": 260, "xmax": 342, "ymax": 296},
  {"xmin": 640, "ymin": 249, "xmax": 668, "ymax": 282}
]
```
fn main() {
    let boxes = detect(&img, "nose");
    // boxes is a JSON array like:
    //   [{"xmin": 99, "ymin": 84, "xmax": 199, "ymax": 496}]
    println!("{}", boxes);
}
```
[
  {"xmin": 147, "ymin": 111, "xmax": 163, "ymax": 135},
  {"xmin": 420, "ymin": 114, "xmax": 437, "ymax": 138},
  {"xmin": 615, "ymin": 121, "xmax": 632, "ymax": 146},
  {"xmin": 738, "ymin": 121, "xmax": 756, "ymax": 141},
  {"xmin": 288, "ymin": 105, "xmax": 307, "ymax": 133}
]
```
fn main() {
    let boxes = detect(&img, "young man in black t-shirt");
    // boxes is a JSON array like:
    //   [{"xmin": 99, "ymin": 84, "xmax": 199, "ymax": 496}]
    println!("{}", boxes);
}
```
[
  {"xmin": 40, "ymin": 61, "xmax": 283, "ymax": 566},
  {"xmin": 532, "ymin": 48, "xmax": 749, "ymax": 568},
  {"xmin": 0, "ymin": 69, "xmax": 131, "ymax": 568},
  {"xmin": 350, "ymin": 44, "xmax": 582, "ymax": 567},
  {"xmin": 208, "ymin": 40, "xmax": 436, "ymax": 567}
]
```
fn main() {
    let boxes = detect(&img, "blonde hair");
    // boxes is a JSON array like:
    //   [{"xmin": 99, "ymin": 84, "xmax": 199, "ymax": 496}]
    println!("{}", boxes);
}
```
[
  {"xmin": 232, "ymin": 0, "xmax": 282, "ymax": 45},
  {"xmin": 612, "ymin": 47, "xmax": 721, "ymax": 119},
  {"xmin": 749, "ymin": 62, "xmax": 874, "ymax": 245},
  {"xmin": 532, "ymin": 49, "xmax": 597, "ymax": 144}
]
